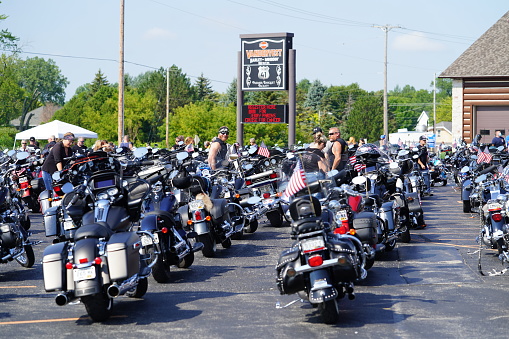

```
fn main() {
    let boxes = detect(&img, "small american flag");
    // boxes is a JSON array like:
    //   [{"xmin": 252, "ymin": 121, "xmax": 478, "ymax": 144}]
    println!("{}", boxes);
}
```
[
  {"xmin": 477, "ymin": 145, "xmax": 492, "ymax": 164},
  {"xmin": 283, "ymin": 159, "xmax": 307, "ymax": 199},
  {"xmin": 185, "ymin": 143, "xmax": 194, "ymax": 152},
  {"xmin": 349, "ymin": 155, "xmax": 357, "ymax": 165},
  {"xmin": 257, "ymin": 141, "xmax": 270, "ymax": 158},
  {"xmin": 354, "ymin": 163, "xmax": 366, "ymax": 172}
]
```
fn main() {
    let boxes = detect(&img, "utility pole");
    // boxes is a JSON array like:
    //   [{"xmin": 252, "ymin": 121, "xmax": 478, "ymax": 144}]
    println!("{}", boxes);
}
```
[
  {"xmin": 374, "ymin": 24, "xmax": 400, "ymax": 145},
  {"xmin": 166, "ymin": 67, "xmax": 170, "ymax": 149},
  {"xmin": 433, "ymin": 72, "xmax": 437, "ymax": 136},
  {"xmin": 118, "ymin": 0, "xmax": 125, "ymax": 146}
]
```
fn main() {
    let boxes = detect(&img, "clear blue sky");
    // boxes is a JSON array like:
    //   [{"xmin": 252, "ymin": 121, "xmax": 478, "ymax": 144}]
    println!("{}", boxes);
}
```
[{"xmin": 2, "ymin": 0, "xmax": 508, "ymax": 100}]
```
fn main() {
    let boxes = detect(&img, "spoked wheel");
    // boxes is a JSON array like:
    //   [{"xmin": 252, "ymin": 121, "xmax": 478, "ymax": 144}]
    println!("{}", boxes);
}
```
[
  {"xmin": 127, "ymin": 277, "xmax": 148, "ymax": 298},
  {"xmin": 318, "ymin": 299, "xmax": 340, "ymax": 324},
  {"xmin": 15, "ymin": 245, "xmax": 35, "ymax": 268},
  {"xmin": 266, "ymin": 208, "xmax": 283, "ymax": 227},
  {"xmin": 82, "ymin": 293, "xmax": 113, "ymax": 322},
  {"xmin": 244, "ymin": 219, "xmax": 258, "ymax": 233},
  {"xmin": 197, "ymin": 233, "xmax": 216, "ymax": 258}
]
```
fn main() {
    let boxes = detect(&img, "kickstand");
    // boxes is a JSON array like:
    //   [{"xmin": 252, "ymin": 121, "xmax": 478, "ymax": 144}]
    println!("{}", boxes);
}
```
[{"xmin": 276, "ymin": 298, "xmax": 304, "ymax": 309}]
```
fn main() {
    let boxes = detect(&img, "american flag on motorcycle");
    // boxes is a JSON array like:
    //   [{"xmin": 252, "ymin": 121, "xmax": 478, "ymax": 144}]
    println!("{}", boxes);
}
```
[
  {"xmin": 349, "ymin": 155, "xmax": 366, "ymax": 171},
  {"xmin": 283, "ymin": 159, "xmax": 307, "ymax": 199},
  {"xmin": 477, "ymin": 145, "xmax": 492, "ymax": 164},
  {"xmin": 257, "ymin": 141, "xmax": 270, "ymax": 158}
]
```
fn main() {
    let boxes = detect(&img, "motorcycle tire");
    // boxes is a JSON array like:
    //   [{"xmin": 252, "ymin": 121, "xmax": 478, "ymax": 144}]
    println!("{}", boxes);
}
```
[
  {"xmin": 82, "ymin": 293, "xmax": 113, "ymax": 322},
  {"xmin": 221, "ymin": 237, "xmax": 232, "ymax": 249},
  {"xmin": 15, "ymin": 245, "xmax": 35, "ymax": 268},
  {"xmin": 399, "ymin": 227, "xmax": 411, "ymax": 243},
  {"xmin": 364, "ymin": 256, "xmax": 375, "ymax": 270},
  {"xmin": 318, "ymin": 299, "xmax": 340, "ymax": 324},
  {"xmin": 151, "ymin": 253, "xmax": 172, "ymax": 283},
  {"xmin": 463, "ymin": 200, "xmax": 471, "ymax": 213},
  {"xmin": 127, "ymin": 277, "xmax": 148, "ymax": 298},
  {"xmin": 24, "ymin": 197, "xmax": 39, "ymax": 213},
  {"xmin": 177, "ymin": 250, "xmax": 195, "ymax": 269},
  {"xmin": 197, "ymin": 234, "xmax": 216, "ymax": 258},
  {"xmin": 266, "ymin": 209, "xmax": 283, "ymax": 227},
  {"xmin": 21, "ymin": 216, "xmax": 31, "ymax": 231},
  {"xmin": 244, "ymin": 219, "xmax": 258, "ymax": 233},
  {"xmin": 442, "ymin": 179, "xmax": 447, "ymax": 187},
  {"xmin": 231, "ymin": 227, "xmax": 243, "ymax": 240},
  {"xmin": 385, "ymin": 238, "xmax": 396, "ymax": 252}
]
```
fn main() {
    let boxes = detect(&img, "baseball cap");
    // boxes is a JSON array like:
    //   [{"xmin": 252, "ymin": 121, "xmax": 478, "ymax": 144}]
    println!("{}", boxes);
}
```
[
  {"xmin": 419, "ymin": 135, "xmax": 427, "ymax": 141},
  {"xmin": 29, "ymin": 136, "xmax": 36, "ymax": 142},
  {"xmin": 312, "ymin": 127, "xmax": 323, "ymax": 135},
  {"xmin": 380, "ymin": 135, "xmax": 386, "ymax": 140}
]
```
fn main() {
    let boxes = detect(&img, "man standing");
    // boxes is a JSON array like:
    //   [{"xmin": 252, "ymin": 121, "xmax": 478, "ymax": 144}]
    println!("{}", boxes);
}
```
[
  {"xmin": 326, "ymin": 127, "xmax": 348, "ymax": 171},
  {"xmin": 72, "ymin": 137, "xmax": 87, "ymax": 155},
  {"xmin": 208, "ymin": 126, "xmax": 230, "ymax": 170},
  {"xmin": 42, "ymin": 135, "xmax": 56, "ymax": 158},
  {"xmin": 28, "ymin": 136, "xmax": 40, "ymax": 151},
  {"xmin": 492, "ymin": 130, "xmax": 505, "ymax": 148},
  {"xmin": 417, "ymin": 135, "xmax": 432, "ymax": 196},
  {"xmin": 41, "ymin": 132, "xmax": 75, "ymax": 192}
]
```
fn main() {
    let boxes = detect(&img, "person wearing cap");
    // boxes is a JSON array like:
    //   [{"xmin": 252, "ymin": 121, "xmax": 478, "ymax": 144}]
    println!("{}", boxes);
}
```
[
  {"xmin": 28, "ymin": 136, "xmax": 40, "ymax": 151},
  {"xmin": 417, "ymin": 135, "xmax": 432, "ymax": 197},
  {"xmin": 41, "ymin": 132, "xmax": 75, "ymax": 192},
  {"xmin": 208, "ymin": 126, "xmax": 230, "ymax": 170}
]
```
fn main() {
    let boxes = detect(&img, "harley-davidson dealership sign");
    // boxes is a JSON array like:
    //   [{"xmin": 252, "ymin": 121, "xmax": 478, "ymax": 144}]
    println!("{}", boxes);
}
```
[{"xmin": 241, "ymin": 37, "xmax": 288, "ymax": 91}]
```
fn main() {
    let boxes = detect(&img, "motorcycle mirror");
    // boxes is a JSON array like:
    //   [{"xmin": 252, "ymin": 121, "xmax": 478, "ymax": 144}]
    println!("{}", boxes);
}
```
[
  {"xmin": 412, "ymin": 147, "xmax": 419, "ymax": 152},
  {"xmin": 133, "ymin": 147, "xmax": 148, "ymax": 159},
  {"xmin": 460, "ymin": 166, "xmax": 469, "ymax": 173},
  {"xmin": 327, "ymin": 169, "xmax": 339, "ymax": 177},
  {"xmin": 229, "ymin": 153, "xmax": 239, "ymax": 160},
  {"xmin": 247, "ymin": 196, "xmax": 262, "ymax": 205},
  {"xmin": 61, "ymin": 182, "xmax": 74, "ymax": 194},
  {"xmin": 52, "ymin": 171, "xmax": 62, "ymax": 181},
  {"xmin": 192, "ymin": 152, "xmax": 200, "ymax": 158},
  {"xmin": 176, "ymin": 152, "xmax": 189, "ymax": 161},
  {"xmin": 7, "ymin": 150, "xmax": 16, "ymax": 157},
  {"xmin": 498, "ymin": 146, "xmax": 504, "ymax": 152},
  {"xmin": 352, "ymin": 176, "xmax": 367, "ymax": 185},
  {"xmin": 286, "ymin": 152, "xmax": 295, "ymax": 159},
  {"xmin": 16, "ymin": 151, "xmax": 30, "ymax": 160},
  {"xmin": 475, "ymin": 174, "xmax": 487, "ymax": 183}
]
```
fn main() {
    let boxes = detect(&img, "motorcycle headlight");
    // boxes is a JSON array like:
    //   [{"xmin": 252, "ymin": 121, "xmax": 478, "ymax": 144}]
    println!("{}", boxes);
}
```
[
  {"xmin": 264, "ymin": 160, "xmax": 270, "ymax": 167},
  {"xmin": 271, "ymin": 159, "xmax": 276, "ymax": 165}
]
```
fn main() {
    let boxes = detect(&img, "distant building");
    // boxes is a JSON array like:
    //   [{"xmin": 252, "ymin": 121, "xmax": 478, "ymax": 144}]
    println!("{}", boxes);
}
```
[
  {"xmin": 439, "ymin": 11, "xmax": 509, "ymax": 144},
  {"xmin": 10, "ymin": 104, "xmax": 61, "ymax": 130}
]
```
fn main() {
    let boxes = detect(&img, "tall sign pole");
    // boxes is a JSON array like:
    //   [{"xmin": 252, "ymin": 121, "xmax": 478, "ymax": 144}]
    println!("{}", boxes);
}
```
[
  {"xmin": 118, "ymin": 0, "xmax": 125, "ymax": 146},
  {"xmin": 374, "ymin": 25, "xmax": 400, "ymax": 145}
]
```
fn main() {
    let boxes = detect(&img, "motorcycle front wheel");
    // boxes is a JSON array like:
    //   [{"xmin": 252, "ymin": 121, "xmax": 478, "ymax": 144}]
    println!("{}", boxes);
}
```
[
  {"xmin": 266, "ymin": 208, "xmax": 283, "ymax": 227},
  {"xmin": 177, "ymin": 249, "xmax": 195, "ymax": 269},
  {"xmin": 197, "ymin": 234, "xmax": 216, "ymax": 258},
  {"xmin": 127, "ymin": 277, "xmax": 148, "ymax": 298},
  {"xmin": 463, "ymin": 200, "xmax": 471, "ymax": 213},
  {"xmin": 151, "ymin": 252, "xmax": 172, "ymax": 283},
  {"xmin": 399, "ymin": 226, "xmax": 411, "ymax": 243},
  {"xmin": 82, "ymin": 293, "xmax": 113, "ymax": 322},
  {"xmin": 318, "ymin": 299, "xmax": 340, "ymax": 324},
  {"xmin": 16, "ymin": 245, "xmax": 35, "ymax": 268},
  {"xmin": 244, "ymin": 219, "xmax": 258, "ymax": 233}
]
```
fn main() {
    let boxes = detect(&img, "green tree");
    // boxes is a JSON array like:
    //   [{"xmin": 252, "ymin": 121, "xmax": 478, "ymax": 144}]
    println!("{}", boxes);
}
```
[
  {"xmin": 218, "ymin": 78, "xmax": 237, "ymax": 107},
  {"xmin": 194, "ymin": 73, "xmax": 215, "ymax": 101},
  {"xmin": 435, "ymin": 96, "xmax": 452, "ymax": 123},
  {"xmin": 304, "ymin": 79, "xmax": 327, "ymax": 111},
  {"xmin": 90, "ymin": 69, "xmax": 109, "ymax": 94},
  {"xmin": 344, "ymin": 94, "xmax": 384, "ymax": 142},
  {"xmin": 0, "ymin": 54, "xmax": 23, "ymax": 125},
  {"xmin": 0, "ymin": 9, "xmax": 19, "ymax": 51}
]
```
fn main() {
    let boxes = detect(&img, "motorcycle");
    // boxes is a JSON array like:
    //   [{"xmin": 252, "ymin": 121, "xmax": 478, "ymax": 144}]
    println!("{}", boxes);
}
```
[{"xmin": 42, "ymin": 153, "xmax": 158, "ymax": 321}]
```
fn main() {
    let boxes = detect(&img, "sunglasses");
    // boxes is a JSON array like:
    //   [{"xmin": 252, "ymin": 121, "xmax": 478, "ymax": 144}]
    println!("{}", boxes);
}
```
[
  {"xmin": 22, "ymin": 143, "xmax": 27, "ymax": 145},
  {"xmin": 220, "ymin": 132, "xmax": 229, "ymax": 136},
  {"xmin": 328, "ymin": 132, "xmax": 338, "ymax": 136}
]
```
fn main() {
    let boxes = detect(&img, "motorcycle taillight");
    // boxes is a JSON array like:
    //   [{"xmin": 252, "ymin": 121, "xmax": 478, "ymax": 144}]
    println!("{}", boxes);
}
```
[
  {"xmin": 492, "ymin": 213, "xmax": 503, "ymax": 222},
  {"xmin": 19, "ymin": 181, "xmax": 29, "ymax": 189},
  {"xmin": 263, "ymin": 193, "xmax": 271, "ymax": 199},
  {"xmin": 308, "ymin": 255, "xmax": 323, "ymax": 267},
  {"xmin": 194, "ymin": 210, "xmax": 203, "ymax": 221}
]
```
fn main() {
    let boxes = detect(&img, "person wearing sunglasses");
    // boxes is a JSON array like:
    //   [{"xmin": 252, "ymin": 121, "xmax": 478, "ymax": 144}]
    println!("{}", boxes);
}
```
[
  {"xmin": 326, "ymin": 127, "xmax": 348, "ymax": 171},
  {"xmin": 19, "ymin": 140, "xmax": 30, "ymax": 152},
  {"xmin": 41, "ymin": 132, "xmax": 75, "ymax": 192},
  {"xmin": 208, "ymin": 126, "xmax": 230, "ymax": 170}
]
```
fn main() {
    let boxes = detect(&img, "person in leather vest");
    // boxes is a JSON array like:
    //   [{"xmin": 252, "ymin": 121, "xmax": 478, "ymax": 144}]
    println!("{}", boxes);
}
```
[
  {"xmin": 208, "ymin": 126, "xmax": 230, "ymax": 170},
  {"xmin": 327, "ymin": 127, "xmax": 348, "ymax": 170}
]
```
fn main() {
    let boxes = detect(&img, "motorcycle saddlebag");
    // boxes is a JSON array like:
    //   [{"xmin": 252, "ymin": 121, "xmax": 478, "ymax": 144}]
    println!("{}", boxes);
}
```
[
  {"xmin": 43, "ymin": 206, "xmax": 60, "ymax": 237},
  {"xmin": 106, "ymin": 232, "xmax": 140, "ymax": 281},
  {"xmin": 352, "ymin": 212, "xmax": 378, "ymax": 245},
  {"xmin": 406, "ymin": 192, "xmax": 422, "ymax": 213},
  {"xmin": 327, "ymin": 235, "xmax": 359, "ymax": 282},
  {"xmin": 0, "ymin": 223, "xmax": 17, "ymax": 248},
  {"xmin": 42, "ymin": 242, "xmax": 67, "ymax": 291},
  {"xmin": 30, "ymin": 177, "xmax": 44, "ymax": 193},
  {"xmin": 276, "ymin": 247, "xmax": 304, "ymax": 295}
]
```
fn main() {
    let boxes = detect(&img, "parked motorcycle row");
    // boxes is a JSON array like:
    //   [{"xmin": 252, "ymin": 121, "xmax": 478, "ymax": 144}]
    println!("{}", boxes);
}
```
[
  {"xmin": 0, "ymin": 141, "xmax": 440, "ymax": 324},
  {"xmin": 449, "ymin": 140, "xmax": 509, "ymax": 275}
]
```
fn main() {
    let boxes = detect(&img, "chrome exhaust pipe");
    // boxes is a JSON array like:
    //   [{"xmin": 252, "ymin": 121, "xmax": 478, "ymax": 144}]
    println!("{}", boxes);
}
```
[
  {"xmin": 55, "ymin": 292, "xmax": 74, "ymax": 306},
  {"xmin": 107, "ymin": 275, "xmax": 139, "ymax": 298},
  {"xmin": 107, "ymin": 284, "xmax": 120, "ymax": 298}
]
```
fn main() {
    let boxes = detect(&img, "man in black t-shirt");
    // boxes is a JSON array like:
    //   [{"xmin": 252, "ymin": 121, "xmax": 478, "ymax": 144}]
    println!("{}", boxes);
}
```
[
  {"xmin": 71, "ymin": 137, "xmax": 87, "ymax": 155},
  {"xmin": 416, "ymin": 135, "xmax": 432, "ymax": 196},
  {"xmin": 208, "ymin": 127, "xmax": 230, "ymax": 170}
]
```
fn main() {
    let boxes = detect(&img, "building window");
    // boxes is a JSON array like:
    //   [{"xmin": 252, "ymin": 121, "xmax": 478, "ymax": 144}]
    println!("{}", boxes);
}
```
[{"xmin": 480, "ymin": 129, "xmax": 490, "ymax": 136}]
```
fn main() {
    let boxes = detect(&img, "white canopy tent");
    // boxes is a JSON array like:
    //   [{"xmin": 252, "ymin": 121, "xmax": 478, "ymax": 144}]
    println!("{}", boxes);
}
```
[{"xmin": 14, "ymin": 120, "xmax": 98, "ymax": 144}]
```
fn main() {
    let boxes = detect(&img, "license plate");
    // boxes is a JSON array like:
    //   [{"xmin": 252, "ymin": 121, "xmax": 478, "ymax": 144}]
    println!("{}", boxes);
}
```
[
  {"xmin": 141, "ymin": 233, "xmax": 159, "ymax": 246},
  {"xmin": 488, "ymin": 203, "xmax": 502, "ymax": 211},
  {"xmin": 259, "ymin": 185, "xmax": 273, "ymax": 194},
  {"xmin": 337, "ymin": 210, "xmax": 348, "ymax": 221},
  {"xmin": 73, "ymin": 266, "xmax": 96, "ymax": 281},
  {"xmin": 301, "ymin": 237, "xmax": 325, "ymax": 253},
  {"xmin": 63, "ymin": 220, "xmax": 77, "ymax": 230},
  {"xmin": 19, "ymin": 177, "xmax": 28, "ymax": 183}
]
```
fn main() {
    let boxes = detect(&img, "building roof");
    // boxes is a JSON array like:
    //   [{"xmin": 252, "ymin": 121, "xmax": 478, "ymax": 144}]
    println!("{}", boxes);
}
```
[
  {"xmin": 10, "ymin": 105, "xmax": 61, "ymax": 129},
  {"xmin": 440, "ymin": 11, "xmax": 509, "ymax": 78}
]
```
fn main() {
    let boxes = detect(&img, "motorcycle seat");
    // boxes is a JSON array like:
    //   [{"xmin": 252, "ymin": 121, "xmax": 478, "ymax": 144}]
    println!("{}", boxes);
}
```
[
  {"xmin": 291, "ymin": 217, "xmax": 323, "ymax": 237},
  {"xmin": 74, "ymin": 222, "xmax": 113, "ymax": 241}
]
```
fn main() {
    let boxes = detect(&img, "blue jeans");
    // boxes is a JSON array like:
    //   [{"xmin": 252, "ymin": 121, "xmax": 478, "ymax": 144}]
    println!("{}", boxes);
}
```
[
  {"xmin": 42, "ymin": 171, "xmax": 53, "ymax": 192},
  {"xmin": 421, "ymin": 169, "xmax": 431, "ymax": 193}
]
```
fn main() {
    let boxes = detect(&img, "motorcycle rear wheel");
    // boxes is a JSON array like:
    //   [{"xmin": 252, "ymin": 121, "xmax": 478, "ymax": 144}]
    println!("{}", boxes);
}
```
[
  {"xmin": 364, "ymin": 256, "xmax": 375, "ymax": 270},
  {"xmin": 399, "ymin": 227, "xmax": 411, "ymax": 243},
  {"xmin": 244, "ymin": 219, "xmax": 258, "ymax": 233},
  {"xmin": 266, "ymin": 208, "xmax": 283, "ymax": 227},
  {"xmin": 197, "ymin": 234, "xmax": 216, "ymax": 258},
  {"xmin": 82, "ymin": 293, "xmax": 113, "ymax": 322},
  {"xmin": 318, "ymin": 299, "xmax": 340, "ymax": 324},
  {"xmin": 463, "ymin": 200, "xmax": 471, "ymax": 213},
  {"xmin": 16, "ymin": 245, "xmax": 35, "ymax": 268},
  {"xmin": 151, "ymin": 253, "xmax": 172, "ymax": 283},
  {"xmin": 127, "ymin": 277, "xmax": 148, "ymax": 298},
  {"xmin": 442, "ymin": 179, "xmax": 447, "ymax": 186}
]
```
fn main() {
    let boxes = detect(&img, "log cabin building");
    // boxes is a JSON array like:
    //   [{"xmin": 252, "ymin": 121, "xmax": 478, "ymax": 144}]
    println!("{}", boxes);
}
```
[{"xmin": 439, "ymin": 11, "xmax": 509, "ymax": 144}]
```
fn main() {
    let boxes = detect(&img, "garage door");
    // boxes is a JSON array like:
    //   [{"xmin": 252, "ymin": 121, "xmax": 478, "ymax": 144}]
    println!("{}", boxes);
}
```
[{"xmin": 475, "ymin": 106, "xmax": 509, "ymax": 143}]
